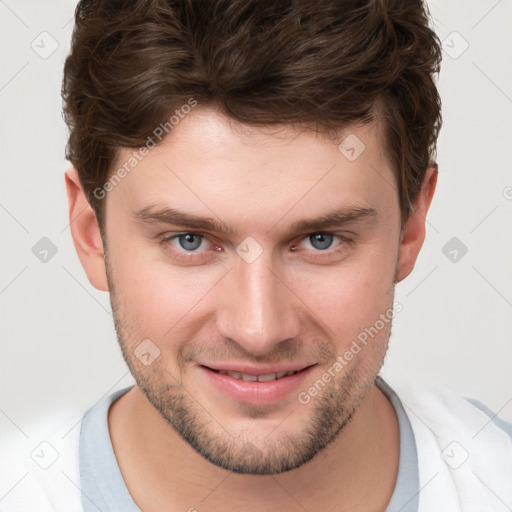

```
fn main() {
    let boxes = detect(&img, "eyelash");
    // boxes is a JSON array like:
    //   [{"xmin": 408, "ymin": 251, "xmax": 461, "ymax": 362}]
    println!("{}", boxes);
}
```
[{"xmin": 159, "ymin": 232, "xmax": 353, "ymax": 262}]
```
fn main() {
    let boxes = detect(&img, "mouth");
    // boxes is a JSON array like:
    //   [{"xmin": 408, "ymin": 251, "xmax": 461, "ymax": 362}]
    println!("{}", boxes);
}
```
[
  {"xmin": 206, "ymin": 368, "xmax": 304, "ymax": 382},
  {"xmin": 198, "ymin": 364, "xmax": 317, "ymax": 405}
]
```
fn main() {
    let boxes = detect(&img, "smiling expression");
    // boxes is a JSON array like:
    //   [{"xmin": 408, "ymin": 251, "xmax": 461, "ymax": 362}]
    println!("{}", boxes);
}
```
[{"xmin": 99, "ymin": 107, "xmax": 404, "ymax": 474}]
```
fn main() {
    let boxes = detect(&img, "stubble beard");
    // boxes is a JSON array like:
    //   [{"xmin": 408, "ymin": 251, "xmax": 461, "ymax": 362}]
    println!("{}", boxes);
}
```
[{"xmin": 105, "ymin": 252, "xmax": 393, "ymax": 475}]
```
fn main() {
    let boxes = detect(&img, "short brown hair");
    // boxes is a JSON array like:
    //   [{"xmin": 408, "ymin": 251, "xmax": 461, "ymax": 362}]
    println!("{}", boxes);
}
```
[{"xmin": 62, "ymin": 0, "xmax": 442, "ymax": 229}]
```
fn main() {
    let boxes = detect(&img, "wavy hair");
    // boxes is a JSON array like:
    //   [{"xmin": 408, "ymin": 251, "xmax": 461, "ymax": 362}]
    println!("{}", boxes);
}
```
[{"xmin": 62, "ymin": 0, "xmax": 442, "ymax": 228}]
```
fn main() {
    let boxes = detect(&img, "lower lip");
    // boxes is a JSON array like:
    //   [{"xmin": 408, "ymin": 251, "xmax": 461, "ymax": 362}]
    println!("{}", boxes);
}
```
[{"xmin": 198, "ymin": 365, "xmax": 316, "ymax": 405}]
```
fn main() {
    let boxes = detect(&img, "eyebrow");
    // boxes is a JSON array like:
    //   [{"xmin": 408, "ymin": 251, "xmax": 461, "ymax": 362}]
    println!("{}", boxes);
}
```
[
  {"xmin": 134, "ymin": 205, "xmax": 235, "ymax": 234},
  {"xmin": 288, "ymin": 206, "xmax": 377, "ymax": 233},
  {"xmin": 134, "ymin": 204, "xmax": 377, "ymax": 235}
]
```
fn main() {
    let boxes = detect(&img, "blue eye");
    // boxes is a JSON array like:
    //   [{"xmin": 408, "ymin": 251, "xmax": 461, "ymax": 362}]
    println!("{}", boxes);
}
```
[
  {"xmin": 160, "ymin": 232, "xmax": 219, "ymax": 263},
  {"xmin": 308, "ymin": 233, "xmax": 334, "ymax": 250},
  {"xmin": 175, "ymin": 233, "xmax": 204, "ymax": 251}
]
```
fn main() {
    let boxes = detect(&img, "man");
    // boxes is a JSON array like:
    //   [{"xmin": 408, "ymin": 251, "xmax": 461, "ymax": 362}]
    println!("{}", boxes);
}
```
[{"xmin": 2, "ymin": 0, "xmax": 511, "ymax": 511}]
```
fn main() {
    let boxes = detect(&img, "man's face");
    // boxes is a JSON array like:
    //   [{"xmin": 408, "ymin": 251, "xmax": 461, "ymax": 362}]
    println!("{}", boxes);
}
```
[{"xmin": 103, "ymin": 108, "xmax": 402, "ymax": 474}]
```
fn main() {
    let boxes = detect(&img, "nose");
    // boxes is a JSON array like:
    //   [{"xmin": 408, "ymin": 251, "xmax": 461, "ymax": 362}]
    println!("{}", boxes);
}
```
[{"xmin": 215, "ymin": 253, "xmax": 302, "ymax": 357}]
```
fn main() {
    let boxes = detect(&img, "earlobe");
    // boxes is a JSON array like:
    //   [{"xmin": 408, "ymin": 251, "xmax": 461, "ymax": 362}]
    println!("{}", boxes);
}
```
[
  {"xmin": 396, "ymin": 166, "xmax": 438, "ymax": 283},
  {"xmin": 64, "ymin": 167, "xmax": 109, "ymax": 292}
]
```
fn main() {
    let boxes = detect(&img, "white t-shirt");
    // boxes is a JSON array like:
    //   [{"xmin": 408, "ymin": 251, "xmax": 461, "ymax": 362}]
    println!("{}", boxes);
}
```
[{"xmin": 1, "ymin": 377, "xmax": 511, "ymax": 511}]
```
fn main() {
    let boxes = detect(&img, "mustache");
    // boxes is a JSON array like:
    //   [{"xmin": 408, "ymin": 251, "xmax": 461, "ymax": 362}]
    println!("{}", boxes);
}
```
[{"xmin": 177, "ymin": 336, "xmax": 337, "ymax": 367}]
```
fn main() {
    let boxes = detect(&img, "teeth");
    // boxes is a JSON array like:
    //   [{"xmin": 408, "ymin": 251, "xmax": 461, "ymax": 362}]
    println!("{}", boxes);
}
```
[
  {"xmin": 258, "ymin": 373, "xmax": 278, "ymax": 382},
  {"xmin": 218, "ymin": 370, "xmax": 298, "ymax": 381}
]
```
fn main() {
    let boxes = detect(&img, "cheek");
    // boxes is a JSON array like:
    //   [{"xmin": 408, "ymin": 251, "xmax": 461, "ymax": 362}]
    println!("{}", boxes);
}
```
[
  {"xmin": 291, "ymin": 243, "xmax": 398, "ymax": 342},
  {"xmin": 109, "ymin": 240, "xmax": 227, "ymax": 346}
]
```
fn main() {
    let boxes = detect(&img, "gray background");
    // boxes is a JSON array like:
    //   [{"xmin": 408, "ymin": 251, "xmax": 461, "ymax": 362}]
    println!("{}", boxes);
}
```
[{"xmin": 1, "ymin": 0, "xmax": 511, "ymax": 441}]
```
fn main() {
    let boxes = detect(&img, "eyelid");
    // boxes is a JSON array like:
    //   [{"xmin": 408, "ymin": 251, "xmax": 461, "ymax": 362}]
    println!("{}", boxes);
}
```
[
  {"xmin": 165, "ymin": 232, "xmax": 208, "ymax": 245},
  {"xmin": 159, "ymin": 230, "xmax": 352, "ymax": 259},
  {"xmin": 295, "ymin": 232, "xmax": 348, "ymax": 249},
  {"xmin": 162, "ymin": 229, "xmax": 347, "ymax": 242}
]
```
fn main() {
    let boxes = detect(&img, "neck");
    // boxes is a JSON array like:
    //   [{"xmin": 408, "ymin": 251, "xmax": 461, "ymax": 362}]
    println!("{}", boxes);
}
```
[{"xmin": 109, "ymin": 382, "xmax": 399, "ymax": 512}]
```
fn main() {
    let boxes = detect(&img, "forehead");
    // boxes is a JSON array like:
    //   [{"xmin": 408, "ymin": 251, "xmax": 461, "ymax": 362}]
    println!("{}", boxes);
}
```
[{"xmin": 108, "ymin": 107, "xmax": 397, "ymax": 232}]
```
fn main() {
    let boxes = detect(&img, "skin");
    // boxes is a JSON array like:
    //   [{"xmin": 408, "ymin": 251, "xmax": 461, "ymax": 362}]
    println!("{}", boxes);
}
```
[{"xmin": 65, "ymin": 106, "xmax": 437, "ymax": 511}]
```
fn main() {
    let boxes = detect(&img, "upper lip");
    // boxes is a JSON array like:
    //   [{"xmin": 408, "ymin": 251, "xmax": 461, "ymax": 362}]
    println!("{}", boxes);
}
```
[{"xmin": 199, "ymin": 362, "xmax": 315, "ymax": 375}]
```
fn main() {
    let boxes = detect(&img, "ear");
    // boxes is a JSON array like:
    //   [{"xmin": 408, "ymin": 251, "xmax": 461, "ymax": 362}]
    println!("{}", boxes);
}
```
[
  {"xmin": 64, "ymin": 167, "xmax": 109, "ymax": 291},
  {"xmin": 396, "ymin": 166, "xmax": 438, "ymax": 282}
]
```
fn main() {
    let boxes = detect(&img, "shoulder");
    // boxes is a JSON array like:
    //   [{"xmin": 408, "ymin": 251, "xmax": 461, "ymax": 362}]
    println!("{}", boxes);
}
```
[
  {"xmin": 391, "ymin": 378, "xmax": 512, "ymax": 443},
  {"xmin": 0, "ymin": 407, "xmax": 85, "ymax": 512},
  {"xmin": 386, "ymin": 377, "xmax": 512, "ymax": 511}
]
